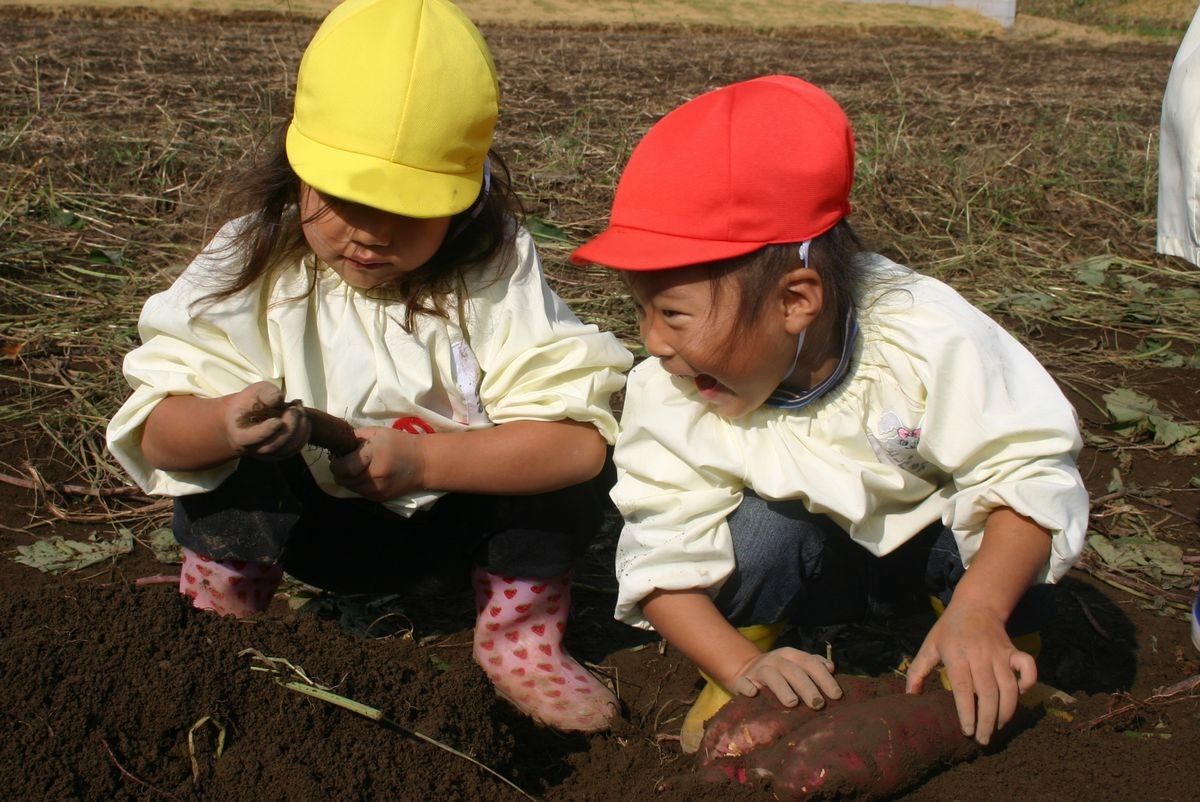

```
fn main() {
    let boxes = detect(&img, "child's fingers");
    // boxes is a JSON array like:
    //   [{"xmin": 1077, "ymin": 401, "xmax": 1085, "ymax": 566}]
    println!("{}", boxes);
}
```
[
  {"xmin": 992, "ymin": 667, "xmax": 1020, "ymax": 735},
  {"xmin": 231, "ymin": 416, "xmax": 284, "ymax": 451},
  {"xmin": 730, "ymin": 674, "xmax": 760, "ymax": 697},
  {"xmin": 329, "ymin": 450, "xmax": 369, "ymax": 481},
  {"xmin": 995, "ymin": 650, "xmax": 1036, "ymax": 730},
  {"xmin": 1010, "ymin": 649, "xmax": 1038, "ymax": 694},
  {"xmin": 247, "ymin": 381, "xmax": 285, "ymax": 407},
  {"xmin": 774, "ymin": 663, "xmax": 831, "ymax": 710},
  {"xmin": 942, "ymin": 659, "xmax": 977, "ymax": 740},
  {"xmin": 753, "ymin": 665, "xmax": 800, "ymax": 708},
  {"xmin": 257, "ymin": 407, "xmax": 311, "ymax": 457},
  {"xmin": 782, "ymin": 650, "xmax": 841, "ymax": 701},
  {"xmin": 903, "ymin": 642, "xmax": 938, "ymax": 695},
  {"xmin": 739, "ymin": 649, "xmax": 840, "ymax": 710},
  {"xmin": 970, "ymin": 664, "xmax": 1001, "ymax": 746},
  {"xmin": 812, "ymin": 667, "xmax": 842, "ymax": 701}
]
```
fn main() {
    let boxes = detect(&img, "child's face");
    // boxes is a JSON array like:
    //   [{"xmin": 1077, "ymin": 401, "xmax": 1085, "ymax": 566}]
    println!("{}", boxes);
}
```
[
  {"xmin": 299, "ymin": 183, "xmax": 452, "ymax": 290},
  {"xmin": 626, "ymin": 267, "xmax": 800, "ymax": 420}
]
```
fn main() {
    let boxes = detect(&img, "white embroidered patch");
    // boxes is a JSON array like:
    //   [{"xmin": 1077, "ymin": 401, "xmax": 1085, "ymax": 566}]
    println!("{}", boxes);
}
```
[{"xmin": 867, "ymin": 411, "xmax": 930, "ymax": 473}]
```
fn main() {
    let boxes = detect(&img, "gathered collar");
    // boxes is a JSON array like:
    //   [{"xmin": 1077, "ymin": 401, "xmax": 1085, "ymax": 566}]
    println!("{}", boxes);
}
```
[{"xmin": 763, "ymin": 311, "xmax": 859, "ymax": 410}]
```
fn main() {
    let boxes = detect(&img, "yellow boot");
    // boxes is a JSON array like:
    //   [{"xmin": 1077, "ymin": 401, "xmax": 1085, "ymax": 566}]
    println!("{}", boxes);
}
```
[{"xmin": 679, "ymin": 622, "xmax": 785, "ymax": 754}]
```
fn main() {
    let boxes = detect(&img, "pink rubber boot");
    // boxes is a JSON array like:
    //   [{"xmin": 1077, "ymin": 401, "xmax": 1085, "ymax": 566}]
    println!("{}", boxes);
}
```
[
  {"xmin": 472, "ymin": 567, "xmax": 618, "ymax": 732},
  {"xmin": 179, "ymin": 547, "xmax": 283, "ymax": 618}
]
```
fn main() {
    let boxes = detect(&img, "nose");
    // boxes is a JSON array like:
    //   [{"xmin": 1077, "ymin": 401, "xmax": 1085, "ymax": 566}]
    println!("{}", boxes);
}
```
[
  {"xmin": 640, "ymin": 315, "xmax": 674, "ymax": 360},
  {"xmin": 348, "ymin": 207, "xmax": 396, "ymax": 248}
]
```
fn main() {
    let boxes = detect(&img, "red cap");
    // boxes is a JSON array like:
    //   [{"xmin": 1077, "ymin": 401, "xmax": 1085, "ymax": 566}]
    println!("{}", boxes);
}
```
[{"xmin": 571, "ymin": 75, "xmax": 854, "ymax": 270}]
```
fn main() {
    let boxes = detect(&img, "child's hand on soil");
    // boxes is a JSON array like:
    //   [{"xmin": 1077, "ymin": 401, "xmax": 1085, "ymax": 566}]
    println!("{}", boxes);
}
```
[
  {"xmin": 730, "ymin": 647, "xmax": 843, "ymax": 710},
  {"xmin": 905, "ymin": 602, "xmax": 1037, "ymax": 746},
  {"xmin": 328, "ymin": 426, "xmax": 427, "ymax": 501},
  {"xmin": 224, "ymin": 382, "xmax": 310, "ymax": 460}
]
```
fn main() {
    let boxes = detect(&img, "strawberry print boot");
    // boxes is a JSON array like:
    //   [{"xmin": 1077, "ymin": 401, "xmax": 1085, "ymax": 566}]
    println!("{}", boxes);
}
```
[
  {"xmin": 179, "ymin": 546, "xmax": 283, "ymax": 618},
  {"xmin": 472, "ymin": 567, "xmax": 618, "ymax": 732}
]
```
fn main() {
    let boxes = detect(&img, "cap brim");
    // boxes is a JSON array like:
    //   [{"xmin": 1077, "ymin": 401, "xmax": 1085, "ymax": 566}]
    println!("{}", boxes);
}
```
[
  {"xmin": 570, "ymin": 225, "xmax": 765, "ymax": 270},
  {"xmin": 286, "ymin": 123, "xmax": 483, "ymax": 219}
]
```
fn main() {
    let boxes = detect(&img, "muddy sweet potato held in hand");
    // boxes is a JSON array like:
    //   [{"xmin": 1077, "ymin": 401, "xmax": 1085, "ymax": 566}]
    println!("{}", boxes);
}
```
[
  {"xmin": 241, "ymin": 399, "xmax": 360, "ymax": 456},
  {"xmin": 688, "ymin": 675, "xmax": 979, "ymax": 801}
]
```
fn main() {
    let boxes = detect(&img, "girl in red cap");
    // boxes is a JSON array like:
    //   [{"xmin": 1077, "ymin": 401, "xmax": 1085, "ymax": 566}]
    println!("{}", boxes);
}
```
[
  {"xmin": 572, "ymin": 75, "xmax": 1088, "ymax": 751},
  {"xmin": 106, "ymin": 0, "xmax": 630, "ymax": 733}
]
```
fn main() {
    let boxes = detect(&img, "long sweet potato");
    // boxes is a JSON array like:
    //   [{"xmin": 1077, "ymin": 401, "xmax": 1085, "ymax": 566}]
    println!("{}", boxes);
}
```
[
  {"xmin": 694, "ymin": 676, "xmax": 979, "ymax": 801},
  {"xmin": 698, "ymin": 674, "xmax": 904, "ymax": 760}
]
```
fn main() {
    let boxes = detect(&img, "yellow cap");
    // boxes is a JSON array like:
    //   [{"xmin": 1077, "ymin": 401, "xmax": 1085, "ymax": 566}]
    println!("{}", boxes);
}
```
[{"xmin": 286, "ymin": 0, "xmax": 499, "ymax": 218}]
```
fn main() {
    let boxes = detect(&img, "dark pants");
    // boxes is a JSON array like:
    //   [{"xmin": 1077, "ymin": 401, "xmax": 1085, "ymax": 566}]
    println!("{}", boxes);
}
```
[
  {"xmin": 712, "ymin": 490, "xmax": 1053, "ymax": 634},
  {"xmin": 172, "ymin": 456, "xmax": 606, "ymax": 593}
]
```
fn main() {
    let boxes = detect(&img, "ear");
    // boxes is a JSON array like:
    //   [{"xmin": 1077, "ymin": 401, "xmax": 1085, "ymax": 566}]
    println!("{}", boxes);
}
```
[{"xmin": 779, "ymin": 266, "xmax": 823, "ymax": 336}]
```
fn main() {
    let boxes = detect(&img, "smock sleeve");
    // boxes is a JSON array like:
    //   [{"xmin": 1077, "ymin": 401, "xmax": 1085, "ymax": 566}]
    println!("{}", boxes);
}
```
[
  {"xmin": 106, "ymin": 221, "xmax": 281, "ymax": 496},
  {"xmin": 466, "ymin": 229, "xmax": 633, "ymax": 443},
  {"xmin": 609, "ymin": 360, "xmax": 745, "ymax": 629},
  {"xmin": 901, "ymin": 286, "xmax": 1089, "ymax": 582}
]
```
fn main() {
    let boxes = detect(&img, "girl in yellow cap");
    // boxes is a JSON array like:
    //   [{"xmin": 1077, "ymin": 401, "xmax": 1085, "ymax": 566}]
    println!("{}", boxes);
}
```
[
  {"xmin": 106, "ymin": 0, "xmax": 631, "ymax": 733},
  {"xmin": 572, "ymin": 75, "xmax": 1088, "ymax": 751}
]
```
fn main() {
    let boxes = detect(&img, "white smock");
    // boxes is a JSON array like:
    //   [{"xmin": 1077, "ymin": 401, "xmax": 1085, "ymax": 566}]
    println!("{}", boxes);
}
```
[
  {"xmin": 107, "ymin": 218, "xmax": 633, "ymax": 516},
  {"xmin": 610, "ymin": 255, "xmax": 1088, "ymax": 629}
]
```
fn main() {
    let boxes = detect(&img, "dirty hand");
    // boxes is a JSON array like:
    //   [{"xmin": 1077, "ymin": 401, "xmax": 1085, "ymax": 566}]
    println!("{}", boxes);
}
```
[
  {"xmin": 222, "ymin": 382, "xmax": 310, "ymax": 460},
  {"xmin": 905, "ymin": 602, "xmax": 1036, "ymax": 746},
  {"xmin": 328, "ymin": 426, "xmax": 427, "ymax": 501},
  {"xmin": 729, "ymin": 647, "xmax": 844, "ymax": 710}
]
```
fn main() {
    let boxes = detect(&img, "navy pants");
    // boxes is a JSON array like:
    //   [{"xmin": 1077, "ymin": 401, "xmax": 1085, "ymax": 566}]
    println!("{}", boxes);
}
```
[
  {"xmin": 172, "ymin": 456, "xmax": 606, "ymax": 593},
  {"xmin": 712, "ymin": 490, "xmax": 1053, "ymax": 634}
]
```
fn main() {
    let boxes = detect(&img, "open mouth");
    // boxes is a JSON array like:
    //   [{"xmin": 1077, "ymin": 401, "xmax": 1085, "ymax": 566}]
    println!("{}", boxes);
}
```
[{"xmin": 694, "ymin": 374, "xmax": 720, "ymax": 397}]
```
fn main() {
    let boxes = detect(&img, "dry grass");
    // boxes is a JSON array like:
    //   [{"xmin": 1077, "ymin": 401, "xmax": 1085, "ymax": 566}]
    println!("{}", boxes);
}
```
[
  {"xmin": 0, "ymin": 0, "xmax": 1004, "ymax": 31},
  {"xmin": 0, "ymin": 7, "xmax": 1195, "ymax": 539},
  {"xmin": 6, "ymin": 0, "xmax": 1196, "ymax": 41}
]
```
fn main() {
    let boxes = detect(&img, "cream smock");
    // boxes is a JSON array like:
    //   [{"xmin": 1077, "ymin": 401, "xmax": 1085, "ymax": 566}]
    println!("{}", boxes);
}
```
[
  {"xmin": 106, "ymin": 218, "xmax": 633, "ymax": 517},
  {"xmin": 611, "ymin": 255, "xmax": 1088, "ymax": 629},
  {"xmin": 1158, "ymin": 4, "xmax": 1200, "ymax": 265}
]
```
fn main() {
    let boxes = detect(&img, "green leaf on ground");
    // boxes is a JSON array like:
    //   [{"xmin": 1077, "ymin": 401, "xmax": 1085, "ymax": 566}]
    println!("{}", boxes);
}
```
[
  {"xmin": 1087, "ymin": 533, "xmax": 1188, "ymax": 578},
  {"xmin": 1073, "ymin": 256, "xmax": 1115, "ymax": 286},
  {"xmin": 48, "ymin": 206, "xmax": 86, "ymax": 230},
  {"xmin": 1106, "ymin": 467, "xmax": 1123, "ymax": 493},
  {"xmin": 525, "ymin": 216, "xmax": 568, "ymax": 243},
  {"xmin": 1132, "ymin": 339, "xmax": 1184, "ymax": 367},
  {"xmin": 144, "ymin": 527, "xmax": 183, "ymax": 564},
  {"xmin": 87, "ymin": 249, "xmax": 125, "ymax": 267},
  {"xmin": 14, "ymin": 532, "xmax": 134, "ymax": 573},
  {"xmin": 1102, "ymin": 388, "xmax": 1160, "ymax": 435},
  {"xmin": 1101, "ymin": 390, "xmax": 1200, "ymax": 454},
  {"xmin": 1150, "ymin": 416, "xmax": 1200, "ymax": 448}
]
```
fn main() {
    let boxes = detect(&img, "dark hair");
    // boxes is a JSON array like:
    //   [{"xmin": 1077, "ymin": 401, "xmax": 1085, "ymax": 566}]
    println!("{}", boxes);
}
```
[
  {"xmin": 196, "ymin": 120, "xmax": 525, "ymax": 331},
  {"xmin": 701, "ymin": 219, "xmax": 865, "ymax": 347}
]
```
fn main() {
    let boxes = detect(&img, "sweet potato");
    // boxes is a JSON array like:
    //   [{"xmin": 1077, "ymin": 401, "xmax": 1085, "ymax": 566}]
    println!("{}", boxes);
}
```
[
  {"xmin": 698, "ymin": 674, "xmax": 904, "ymax": 760},
  {"xmin": 240, "ymin": 398, "xmax": 360, "ymax": 456},
  {"xmin": 693, "ymin": 676, "xmax": 979, "ymax": 801}
]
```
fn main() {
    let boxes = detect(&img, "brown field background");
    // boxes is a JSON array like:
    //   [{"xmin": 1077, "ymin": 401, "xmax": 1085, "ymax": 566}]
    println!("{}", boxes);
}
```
[{"xmin": 4, "ymin": 0, "xmax": 1197, "ymax": 40}]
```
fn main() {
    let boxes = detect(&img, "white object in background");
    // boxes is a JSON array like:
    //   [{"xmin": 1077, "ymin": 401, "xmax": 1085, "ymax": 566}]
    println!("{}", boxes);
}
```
[
  {"xmin": 1157, "ymin": 4, "xmax": 1200, "ymax": 266},
  {"xmin": 1192, "ymin": 591, "xmax": 1199, "ymax": 652}
]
